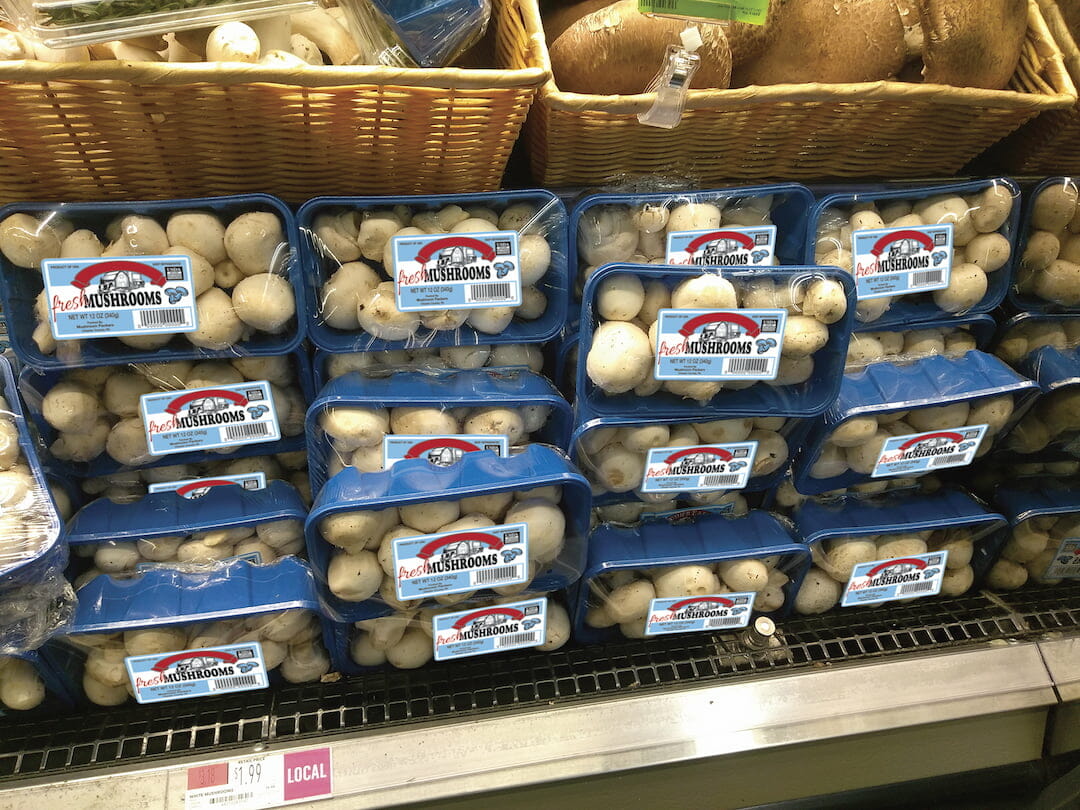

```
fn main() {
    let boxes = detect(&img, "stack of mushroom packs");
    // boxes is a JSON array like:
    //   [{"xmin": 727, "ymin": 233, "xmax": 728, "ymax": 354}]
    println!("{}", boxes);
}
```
[
  {"xmin": 297, "ymin": 192, "xmax": 580, "ymax": 669},
  {"xmin": 569, "ymin": 186, "xmax": 855, "ymax": 524},
  {"xmin": 0, "ymin": 194, "xmax": 321, "ymax": 598}
]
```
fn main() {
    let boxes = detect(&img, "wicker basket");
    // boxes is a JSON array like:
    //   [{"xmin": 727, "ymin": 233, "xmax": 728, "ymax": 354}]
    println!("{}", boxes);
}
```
[
  {"xmin": 0, "ymin": 0, "xmax": 548, "ymax": 203},
  {"xmin": 990, "ymin": 0, "xmax": 1080, "ymax": 174},
  {"xmin": 527, "ymin": 0, "xmax": 1077, "ymax": 187}
]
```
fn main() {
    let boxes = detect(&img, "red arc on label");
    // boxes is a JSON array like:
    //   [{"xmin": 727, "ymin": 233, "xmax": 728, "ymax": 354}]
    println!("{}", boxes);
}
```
[
  {"xmin": 683, "ymin": 231, "xmax": 756, "ymax": 254},
  {"xmin": 413, "ymin": 236, "xmax": 497, "ymax": 264},
  {"xmin": 898, "ymin": 431, "xmax": 964, "ymax": 451},
  {"xmin": 677, "ymin": 312, "xmax": 761, "ymax": 338},
  {"xmin": 165, "ymin": 389, "xmax": 248, "ymax": 415},
  {"xmin": 869, "ymin": 229, "xmax": 935, "ymax": 257},
  {"xmin": 663, "ymin": 446, "xmax": 734, "ymax": 464},
  {"xmin": 668, "ymin": 596, "xmax": 735, "ymax": 611},
  {"xmin": 152, "ymin": 650, "xmax": 238, "ymax": 672},
  {"xmin": 175, "ymin": 479, "xmax": 238, "ymax": 495},
  {"xmin": 402, "ymin": 438, "xmax": 482, "ymax": 458},
  {"xmin": 452, "ymin": 606, "xmax": 524, "ymax": 630},
  {"xmin": 416, "ymin": 531, "xmax": 504, "ymax": 560},
  {"xmin": 70, "ymin": 260, "xmax": 169, "ymax": 289},
  {"xmin": 866, "ymin": 557, "xmax": 929, "ymax": 577}
]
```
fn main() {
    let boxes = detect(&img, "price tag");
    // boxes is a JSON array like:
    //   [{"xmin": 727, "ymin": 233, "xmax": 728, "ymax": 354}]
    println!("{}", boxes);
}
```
[{"xmin": 185, "ymin": 748, "xmax": 332, "ymax": 810}]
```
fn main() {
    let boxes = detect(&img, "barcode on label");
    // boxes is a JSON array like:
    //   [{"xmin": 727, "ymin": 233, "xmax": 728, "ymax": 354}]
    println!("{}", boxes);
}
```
[
  {"xmin": 645, "ymin": 0, "xmax": 678, "ymax": 7},
  {"xmin": 911, "ymin": 270, "xmax": 944, "ymax": 287},
  {"xmin": 224, "ymin": 423, "xmax": 271, "ymax": 442},
  {"xmin": 704, "ymin": 616, "xmax": 743, "ymax": 629},
  {"xmin": 898, "ymin": 580, "xmax": 935, "ymax": 595},
  {"xmin": 473, "ymin": 565, "xmax": 521, "ymax": 586},
  {"xmin": 209, "ymin": 793, "xmax": 253, "ymax": 805},
  {"xmin": 135, "ymin": 308, "xmax": 190, "ymax": 328},
  {"xmin": 702, "ymin": 474, "xmax": 742, "ymax": 488},
  {"xmin": 495, "ymin": 632, "xmax": 541, "ymax": 648},
  {"xmin": 725, "ymin": 357, "xmax": 770, "ymax": 375},
  {"xmin": 210, "ymin": 675, "xmax": 259, "ymax": 691},
  {"xmin": 929, "ymin": 453, "xmax": 968, "ymax": 468},
  {"xmin": 466, "ymin": 282, "xmax": 513, "ymax": 303}
]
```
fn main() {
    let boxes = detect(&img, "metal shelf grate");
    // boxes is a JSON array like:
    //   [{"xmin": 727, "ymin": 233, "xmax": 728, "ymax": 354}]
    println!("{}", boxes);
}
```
[{"xmin": 1, "ymin": 583, "xmax": 1077, "ymax": 783}]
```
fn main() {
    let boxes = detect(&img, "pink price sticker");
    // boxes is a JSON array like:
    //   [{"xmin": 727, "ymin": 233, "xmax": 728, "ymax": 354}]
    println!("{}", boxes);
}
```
[{"xmin": 185, "ymin": 747, "xmax": 332, "ymax": 810}]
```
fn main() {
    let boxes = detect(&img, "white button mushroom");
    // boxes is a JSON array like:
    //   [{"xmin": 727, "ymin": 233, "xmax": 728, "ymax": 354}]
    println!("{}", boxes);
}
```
[
  {"xmin": 328, "ymin": 550, "xmax": 383, "ymax": 601},
  {"xmin": 586, "ymin": 321, "xmax": 653, "ymax": 394}
]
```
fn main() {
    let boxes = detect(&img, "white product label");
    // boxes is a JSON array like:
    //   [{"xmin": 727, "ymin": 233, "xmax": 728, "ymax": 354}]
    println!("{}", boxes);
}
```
[
  {"xmin": 125, "ymin": 642, "xmax": 268, "ymax": 704},
  {"xmin": 185, "ymin": 747, "xmax": 332, "ymax": 810},
  {"xmin": 140, "ymin": 382, "xmax": 281, "ymax": 457},
  {"xmin": 391, "ymin": 231, "xmax": 521, "ymax": 311},
  {"xmin": 1046, "ymin": 538, "xmax": 1080, "ymax": 579},
  {"xmin": 644, "ymin": 592, "xmax": 756, "ymax": 635},
  {"xmin": 42, "ymin": 255, "xmax": 198, "ymax": 340},
  {"xmin": 382, "ymin": 434, "xmax": 509, "ymax": 468},
  {"xmin": 841, "ymin": 551, "xmax": 948, "ymax": 607},
  {"xmin": 148, "ymin": 472, "xmax": 267, "ymax": 498},
  {"xmin": 851, "ymin": 225, "xmax": 953, "ymax": 300},
  {"xmin": 393, "ymin": 523, "xmax": 529, "ymax": 600},
  {"xmin": 640, "ymin": 441, "xmax": 757, "ymax": 493},
  {"xmin": 433, "ymin": 597, "xmax": 547, "ymax": 661},
  {"xmin": 665, "ymin": 227, "xmax": 776, "ymax": 267},
  {"xmin": 871, "ymin": 425, "xmax": 987, "ymax": 478},
  {"xmin": 654, "ymin": 308, "xmax": 786, "ymax": 381}
]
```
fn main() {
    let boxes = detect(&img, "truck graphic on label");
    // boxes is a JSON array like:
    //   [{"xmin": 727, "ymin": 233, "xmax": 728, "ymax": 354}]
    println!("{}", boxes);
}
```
[
  {"xmin": 441, "ymin": 539, "xmax": 489, "ymax": 561},
  {"xmin": 699, "ymin": 238, "xmax": 745, "ymax": 262},
  {"xmin": 426, "ymin": 445, "xmax": 466, "ymax": 466},
  {"xmin": 887, "ymin": 237, "xmax": 924, "ymax": 258},
  {"xmin": 437, "ymin": 245, "xmax": 480, "ymax": 270},
  {"xmin": 98, "ymin": 270, "xmax": 147, "ymax": 292},
  {"xmin": 175, "ymin": 656, "xmax": 223, "ymax": 673},
  {"xmin": 188, "ymin": 396, "xmax": 235, "ymax": 416},
  {"xmin": 699, "ymin": 320, "xmax": 743, "ymax": 341}
]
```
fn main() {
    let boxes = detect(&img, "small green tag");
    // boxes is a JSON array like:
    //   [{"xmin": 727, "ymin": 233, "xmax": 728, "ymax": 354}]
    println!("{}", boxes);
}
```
[{"xmin": 638, "ymin": 0, "xmax": 769, "ymax": 25}]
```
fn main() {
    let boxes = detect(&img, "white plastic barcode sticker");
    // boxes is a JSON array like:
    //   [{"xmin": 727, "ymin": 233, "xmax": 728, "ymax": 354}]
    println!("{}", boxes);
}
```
[
  {"xmin": 42, "ymin": 255, "xmax": 198, "ymax": 340},
  {"xmin": 125, "ymin": 642, "xmax": 268, "ymax": 704},
  {"xmin": 871, "ymin": 425, "xmax": 987, "ymax": 478},
  {"xmin": 433, "ymin": 597, "xmax": 547, "ymax": 661},
  {"xmin": 851, "ymin": 224, "xmax": 953, "ymax": 300},
  {"xmin": 654, "ymin": 308, "xmax": 786, "ymax": 381},
  {"xmin": 139, "ymin": 381, "xmax": 280, "ymax": 456},
  {"xmin": 185, "ymin": 748, "xmax": 332, "ymax": 810},
  {"xmin": 390, "ymin": 231, "xmax": 522, "ymax": 311},
  {"xmin": 841, "ymin": 551, "xmax": 948, "ymax": 607}
]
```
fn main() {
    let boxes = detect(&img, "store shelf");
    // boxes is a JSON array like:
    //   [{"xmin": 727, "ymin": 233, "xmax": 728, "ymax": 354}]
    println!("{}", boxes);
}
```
[{"xmin": 0, "ymin": 583, "xmax": 1078, "ymax": 808}]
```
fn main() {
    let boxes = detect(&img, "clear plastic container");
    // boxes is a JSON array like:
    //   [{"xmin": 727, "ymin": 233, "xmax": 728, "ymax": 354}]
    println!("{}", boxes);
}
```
[
  {"xmin": 3, "ymin": 0, "xmax": 314, "ymax": 49},
  {"xmin": 335, "ymin": 0, "xmax": 488, "ymax": 68}
]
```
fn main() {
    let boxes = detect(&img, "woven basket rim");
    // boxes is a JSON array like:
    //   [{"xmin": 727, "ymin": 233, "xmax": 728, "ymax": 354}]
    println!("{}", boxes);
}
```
[
  {"xmin": 538, "ymin": 0, "xmax": 1077, "ymax": 114},
  {"xmin": 0, "ymin": 0, "xmax": 551, "ymax": 90}
]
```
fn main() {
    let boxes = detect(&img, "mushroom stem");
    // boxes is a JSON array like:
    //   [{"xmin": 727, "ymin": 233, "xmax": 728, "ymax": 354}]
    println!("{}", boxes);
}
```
[{"xmin": 290, "ymin": 8, "xmax": 359, "ymax": 65}]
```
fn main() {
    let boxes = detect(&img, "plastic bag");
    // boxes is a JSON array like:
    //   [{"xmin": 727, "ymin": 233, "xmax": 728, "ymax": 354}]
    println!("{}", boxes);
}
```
[
  {"xmin": 336, "ymin": 0, "xmax": 489, "ymax": 67},
  {"xmin": 808, "ymin": 179, "xmax": 1018, "ymax": 326},
  {"xmin": 843, "ymin": 315, "xmax": 995, "ymax": 371},
  {"xmin": 306, "ymin": 367, "xmax": 572, "ymax": 493},
  {"xmin": 576, "ymin": 510, "xmax": 810, "ymax": 642},
  {"xmin": 1014, "ymin": 177, "xmax": 1080, "ymax": 313},
  {"xmin": 791, "ymin": 489, "xmax": 1005, "ymax": 615},
  {"xmin": 63, "ymin": 558, "xmax": 329, "ymax": 706},
  {"xmin": 67, "ymin": 479, "xmax": 307, "ymax": 588},
  {"xmin": 305, "ymin": 444, "xmax": 590, "ymax": 621},
  {"xmin": 976, "ymin": 478, "xmax": 1080, "ymax": 591},
  {"xmin": 300, "ymin": 191, "xmax": 568, "ymax": 352},
  {"xmin": 20, "ymin": 351, "xmax": 310, "ymax": 476},
  {"xmin": 0, "ymin": 195, "xmax": 302, "ymax": 369},
  {"xmin": 571, "ymin": 414, "xmax": 806, "ymax": 507},
  {"xmin": 579, "ymin": 264, "xmax": 854, "ymax": 418},
  {"xmin": 571, "ymin": 184, "xmax": 815, "ymax": 302},
  {"xmin": 314, "ymin": 342, "xmax": 546, "ymax": 387},
  {"xmin": 793, "ymin": 352, "xmax": 1038, "ymax": 496},
  {"xmin": 329, "ymin": 594, "xmax": 571, "ymax": 673}
]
